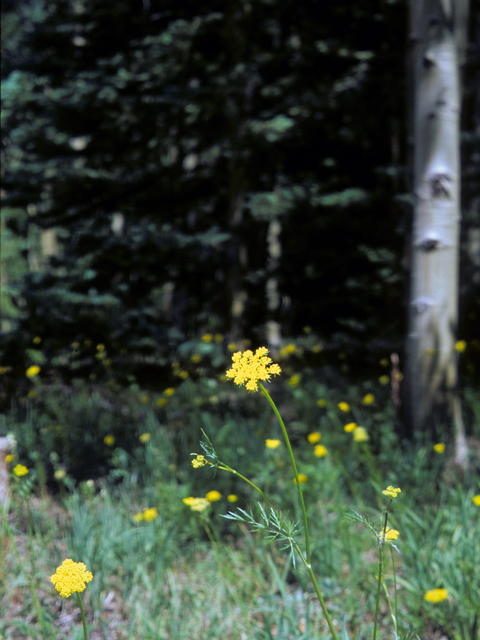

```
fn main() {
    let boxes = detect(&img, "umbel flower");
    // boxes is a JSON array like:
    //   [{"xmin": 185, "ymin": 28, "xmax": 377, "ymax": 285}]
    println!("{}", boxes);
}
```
[
  {"xmin": 226, "ymin": 347, "xmax": 281, "ymax": 391},
  {"xmin": 51, "ymin": 559, "xmax": 93, "ymax": 598}
]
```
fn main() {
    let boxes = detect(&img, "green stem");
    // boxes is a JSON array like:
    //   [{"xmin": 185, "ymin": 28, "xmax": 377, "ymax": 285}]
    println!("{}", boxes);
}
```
[
  {"xmin": 26, "ymin": 502, "xmax": 48, "ymax": 639},
  {"xmin": 374, "ymin": 502, "xmax": 391, "ymax": 640},
  {"xmin": 259, "ymin": 383, "xmax": 311, "ymax": 563},
  {"xmin": 391, "ymin": 546, "xmax": 398, "ymax": 633},
  {"xmin": 76, "ymin": 592, "xmax": 89, "ymax": 640}
]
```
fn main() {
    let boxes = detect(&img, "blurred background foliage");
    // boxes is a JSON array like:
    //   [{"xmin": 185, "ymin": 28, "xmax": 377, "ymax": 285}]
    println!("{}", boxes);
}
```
[{"xmin": 1, "ymin": 0, "xmax": 479, "ymax": 479}]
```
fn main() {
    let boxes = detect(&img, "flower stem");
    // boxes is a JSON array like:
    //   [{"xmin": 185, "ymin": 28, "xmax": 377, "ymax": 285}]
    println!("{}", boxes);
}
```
[
  {"xmin": 76, "ymin": 592, "xmax": 89, "ymax": 640},
  {"xmin": 259, "ymin": 383, "xmax": 311, "ymax": 563}
]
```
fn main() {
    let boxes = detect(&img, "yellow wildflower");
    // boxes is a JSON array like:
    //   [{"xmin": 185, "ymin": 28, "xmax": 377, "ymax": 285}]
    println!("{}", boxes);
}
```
[
  {"xmin": 380, "ymin": 358, "xmax": 389, "ymax": 367},
  {"xmin": 214, "ymin": 333, "xmax": 223, "ymax": 342},
  {"xmin": 50, "ymin": 559, "xmax": 93, "ymax": 598},
  {"xmin": 265, "ymin": 439, "xmax": 281, "ymax": 449},
  {"xmin": 179, "ymin": 371, "xmax": 189, "ymax": 379},
  {"xmin": 5, "ymin": 454, "xmax": 13, "ymax": 463},
  {"xmin": 183, "ymin": 497, "xmax": 210, "ymax": 512},
  {"xmin": 33, "ymin": 336, "xmax": 42, "ymax": 344},
  {"xmin": 362, "ymin": 394, "xmax": 375, "ymax": 405},
  {"xmin": 344, "ymin": 422, "xmax": 357, "ymax": 433},
  {"xmin": 287, "ymin": 373, "xmax": 301, "ymax": 386},
  {"xmin": 314, "ymin": 444, "xmax": 328, "ymax": 457},
  {"xmin": 133, "ymin": 513, "xmax": 144, "ymax": 522},
  {"xmin": 156, "ymin": 398, "xmax": 167, "ymax": 407},
  {"xmin": 226, "ymin": 347, "xmax": 281, "ymax": 391},
  {"xmin": 455, "ymin": 340, "xmax": 466, "ymax": 352},
  {"xmin": 71, "ymin": 341, "xmax": 80, "ymax": 349},
  {"xmin": 192, "ymin": 454, "xmax": 207, "ymax": 468},
  {"xmin": 143, "ymin": 508, "xmax": 158, "ymax": 522},
  {"xmin": 140, "ymin": 394, "xmax": 149, "ymax": 404},
  {"xmin": 164, "ymin": 387, "xmax": 175, "ymax": 396},
  {"xmin": 26, "ymin": 365, "xmax": 40, "ymax": 378},
  {"xmin": 338, "ymin": 402, "xmax": 350, "ymax": 412},
  {"xmin": 424, "ymin": 588, "xmax": 448, "ymax": 603},
  {"xmin": 307, "ymin": 432, "xmax": 321, "ymax": 444},
  {"xmin": 317, "ymin": 398, "xmax": 326, "ymax": 407},
  {"xmin": 472, "ymin": 495, "xmax": 480, "ymax": 506},
  {"xmin": 202, "ymin": 333, "xmax": 213, "ymax": 342},
  {"xmin": 96, "ymin": 344, "xmax": 105, "ymax": 351},
  {"xmin": 227, "ymin": 494, "xmax": 238, "ymax": 502},
  {"xmin": 227, "ymin": 343, "xmax": 237, "ymax": 351},
  {"xmin": 293, "ymin": 473, "xmax": 307, "ymax": 484},
  {"xmin": 353, "ymin": 427, "xmax": 369, "ymax": 442},
  {"xmin": 191, "ymin": 354, "xmax": 201, "ymax": 363},
  {"xmin": 206, "ymin": 490, "xmax": 221, "ymax": 502},
  {"xmin": 13, "ymin": 464, "xmax": 28, "ymax": 477},
  {"xmin": 139, "ymin": 433, "xmax": 151, "ymax": 443},
  {"xmin": 382, "ymin": 486, "xmax": 401, "ymax": 499},
  {"xmin": 54, "ymin": 469, "xmax": 67, "ymax": 480},
  {"xmin": 104, "ymin": 435, "xmax": 115, "ymax": 446},
  {"xmin": 381, "ymin": 527, "xmax": 400, "ymax": 541},
  {"xmin": 433, "ymin": 443, "xmax": 445, "ymax": 454},
  {"xmin": 379, "ymin": 375, "xmax": 389, "ymax": 385}
]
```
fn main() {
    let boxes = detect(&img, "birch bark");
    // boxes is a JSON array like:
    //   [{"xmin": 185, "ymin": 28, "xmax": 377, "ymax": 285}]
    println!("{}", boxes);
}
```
[{"xmin": 406, "ymin": 0, "xmax": 468, "ymax": 458}]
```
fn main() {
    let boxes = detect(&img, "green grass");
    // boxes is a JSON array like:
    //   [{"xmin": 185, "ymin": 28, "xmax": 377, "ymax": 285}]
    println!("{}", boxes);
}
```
[{"xmin": 1, "ymin": 371, "xmax": 479, "ymax": 640}]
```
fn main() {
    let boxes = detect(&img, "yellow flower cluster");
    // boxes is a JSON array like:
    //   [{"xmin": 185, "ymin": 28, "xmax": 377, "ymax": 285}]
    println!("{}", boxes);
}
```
[
  {"xmin": 382, "ymin": 486, "xmax": 401, "ymax": 499},
  {"xmin": 380, "ymin": 527, "xmax": 400, "ymax": 541},
  {"xmin": 226, "ymin": 347, "xmax": 281, "ymax": 391},
  {"xmin": 206, "ymin": 490, "xmax": 221, "ymax": 502},
  {"xmin": 183, "ymin": 497, "xmax": 210, "ymax": 512},
  {"xmin": 191, "ymin": 454, "xmax": 207, "ymax": 468},
  {"xmin": 353, "ymin": 427, "xmax": 369, "ymax": 442},
  {"xmin": 134, "ymin": 507, "xmax": 158, "ymax": 522},
  {"xmin": 265, "ymin": 439, "xmax": 281, "ymax": 449},
  {"xmin": 13, "ymin": 464, "xmax": 28, "ymax": 477},
  {"xmin": 424, "ymin": 588, "xmax": 448, "ymax": 603},
  {"xmin": 50, "ymin": 559, "xmax": 93, "ymax": 598}
]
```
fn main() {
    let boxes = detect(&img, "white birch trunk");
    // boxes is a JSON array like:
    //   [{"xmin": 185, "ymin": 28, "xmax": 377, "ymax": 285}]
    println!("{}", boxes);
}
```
[{"xmin": 406, "ymin": 0, "xmax": 468, "ymax": 459}]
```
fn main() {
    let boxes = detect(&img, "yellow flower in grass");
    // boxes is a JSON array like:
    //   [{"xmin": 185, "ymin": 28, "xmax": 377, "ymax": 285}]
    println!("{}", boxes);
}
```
[
  {"xmin": 164, "ymin": 387, "xmax": 175, "ymax": 396},
  {"xmin": 54, "ymin": 469, "xmax": 67, "ymax": 481},
  {"xmin": 206, "ymin": 490, "xmax": 221, "ymax": 502},
  {"xmin": 202, "ymin": 333, "xmax": 213, "ymax": 342},
  {"xmin": 455, "ymin": 340, "xmax": 466, "ymax": 353},
  {"xmin": 13, "ymin": 464, "xmax": 28, "ymax": 477},
  {"xmin": 353, "ymin": 427, "xmax": 369, "ymax": 442},
  {"xmin": 307, "ymin": 432, "xmax": 321, "ymax": 444},
  {"xmin": 314, "ymin": 444, "xmax": 328, "ymax": 458},
  {"xmin": 227, "ymin": 494, "xmax": 238, "ymax": 503},
  {"xmin": 191, "ymin": 354, "xmax": 201, "ymax": 363},
  {"xmin": 381, "ymin": 527, "xmax": 400, "ymax": 541},
  {"xmin": 383, "ymin": 486, "xmax": 401, "ymax": 499},
  {"xmin": 433, "ymin": 443, "xmax": 445, "ymax": 454},
  {"xmin": 133, "ymin": 513, "xmax": 144, "ymax": 522},
  {"xmin": 104, "ymin": 435, "xmax": 115, "ymax": 446},
  {"xmin": 379, "ymin": 375, "xmax": 389, "ymax": 385},
  {"xmin": 96, "ymin": 343, "xmax": 105, "ymax": 352},
  {"xmin": 33, "ymin": 336, "xmax": 42, "ymax": 344},
  {"xmin": 143, "ymin": 507, "xmax": 158, "ymax": 522},
  {"xmin": 139, "ymin": 433, "xmax": 151, "ymax": 443},
  {"xmin": 424, "ymin": 588, "xmax": 448, "ymax": 603},
  {"xmin": 5, "ymin": 454, "xmax": 13, "ymax": 464},
  {"xmin": 183, "ymin": 497, "xmax": 210, "ymax": 512},
  {"xmin": 265, "ymin": 439, "xmax": 281, "ymax": 449},
  {"xmin": 317, "ymin": 398, "xmax": 326, "ymax": 407},
  {"xmin": 26, "ymin": 365, "xmax": 40, "ymax": 378},
  {"xmin": 192, "ymin": 454, "xmax": 207, "ymax": 468},
  {"xmin": 50, "ymin": 559, "xmax": 93, "ymax": 598},
  {"xmin": 472, "ymin": 495, "xmax": 480, "ymax": 506},
  {"xmin": 293, "ymin": 473, "xmax": 307, "ymax": 484},
  {"xmin": 362, "ymin": 394, "xmax": 375, "ymax": 405},
  {"xmin": 287, "ymin": 374, "xmax": 301, "ymax": 386},
  {"xmin": 156, "ymin": 398, "xmax": 167, "ymax": 407},
  {"xmin": 344, "ymin": 422, "xmax": 357, "ymax": 433},
  {"xmin": 226, "ymin": 347, "xmax": 281, "ymax": 392},
  {"xmin": 338, "ymin": 402, "xmax": 350, "ymax": 412}
]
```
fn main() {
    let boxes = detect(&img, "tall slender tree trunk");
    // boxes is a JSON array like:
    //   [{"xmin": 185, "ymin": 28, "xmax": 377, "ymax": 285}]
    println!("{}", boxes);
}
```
[{"xmin": 405, "ymin": 0, "xmax": 469, "ymax": 462}]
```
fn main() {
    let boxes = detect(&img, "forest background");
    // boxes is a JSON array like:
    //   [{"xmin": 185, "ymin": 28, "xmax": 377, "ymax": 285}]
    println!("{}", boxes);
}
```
[{"xmin": 1, "ymin": 0, "xmax": 480, "ymax": 638}]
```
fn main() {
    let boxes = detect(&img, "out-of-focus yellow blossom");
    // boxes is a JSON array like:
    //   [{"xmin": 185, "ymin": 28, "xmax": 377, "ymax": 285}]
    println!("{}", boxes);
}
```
[
  {"xmin": 314, "ymin": 445, "xmax": 328, "ymax": 457},
  {"xmin": 317, "ymin": 398, "xmax": 326, "ymax": 407},
  {"xmin": 214, "ymin": 334, "xmax": 223, "ymax": 342},
  {"xmin": 183, "ymin": 497, "xmax": 210, "ymax": 512},
  {"xmin": 472, "ymin": 495, "xmax": 480, "ymax": 506},
  {"xmin": 265, "ymin": 439, "xmax": 281, "ymax": 449},
  {"xmin": 156, "ymin": 398, "xmax": 167, "ymax": 407},
  {"xmin": 140, "ymin": 394, "xmax": 149, "ymax": 403},
  {"xmin": 227, "ymin": 494, "xmax": 238, "ymax": 502},
  {"xmin": 28, "ymin": 390, "xmax": 37, "ymax": 399},
  {"xmin": 96, "ymin": 344, "xmax": 105, "ymax": 351},
  {"xmin": 139, "ymin": 433, "xmax": 151, "ymax": 443},
  {"xmin": 26, "ymin": 366, "xmax": 40, "ymax": 378},
  {"xmin": 312, "ymin": 344, "xmax": 322, "ymax": 353},
  {"xmin": 381, "ymin": 527, "xmax": 400, "ymax": 541},
  {"xmin": 362, "ymin": 394, "xmax": 375, "ymax": 405},
  {"xmin": 191, "ymin": 354, "xmax": 201, "ymax": 363},
  {"xmin": 143, "ymin": 508, "xmax": 158, "ymax": 522},
  {"xmin": 293, "ymin": 473, "xmax": 307, "ymax": 484},
  {"xmin": 382, "ymin": 486, "xmax": 401, "ymax": 499},
  {"xmin": 338, "ymin": 402, "xmax": 350, "ymax": 412},
  {"xmin": 227, "ymin": 343, "xmax": 237, "ymax": 351},
  {"xmin": 33, "ymin": 336, "xmax": 42, "ymax": 344},
  {"xmin": 164, "ymin": 388, "xmax": 175, "ymax": 396},
  {"xmin": 380, "ymin": 358, "xmax": 389, "ymax": 367},
  {"xmin": 344, "ymin": 422, "xmax": 357, "ymax": 433},
  {"xmin": 192, "ymin": 455, "xmax": 207, "ymax": 468},
  {"xmin": 455, "ymin": 340, "xmax": 466, "ymax": 352},
  {"xmin": 13, "ymin": 464, "xmax": 28, "ymax": 477},
  {"xmin": 71, "ymin": 341, "xmax": 80, "ymax": 349},
  {"xmin": 379, "ymin": 375, "xmax": 389, "ymax": 385},
  {"xmin": 206, "ymin": 490, "xmax": 221, "ymax": 502},
  {"xmin": 353, "ymin": 427, "xmax": 369, "ymax": 442},
  {"xmin": 202, "ymin": 333, "xmax": 213, "ymax": 342},
  {"xmin": 179, "ymin": 371, "xmax": 189, "ymax": 379},
  {"xmin": 307, "ymin": 432, "xmax": 321, "ymax": 444},
  {"xmin": 54, "ymin": 469, "xmax": 67, "ymax": 480},
  {"xmin": 287, "ymin": 374, "xmax": 301, "ymax": 386},
  {"xmin": 433, "ymin": 443, "xmax": 445, "ymax": 454},
  {"xmin": 226, "ymin": 347, "xmax": 281, "ymax": 392},
  {"xmin": 104, "ymin": 435, "xmax": 115, "ymax": 446},
  {"xmin": 424, "ymin": 588, "xmax": 448, "ymax": 603},
  {"xmin": 5, "ymin": 454, "xmax": 13, "ymax": 463}
]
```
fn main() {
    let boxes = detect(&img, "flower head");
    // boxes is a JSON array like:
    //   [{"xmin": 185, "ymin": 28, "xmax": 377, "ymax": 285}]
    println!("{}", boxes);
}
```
[
  {"xmin": 226, "ymin": 347, "xmax": 281, "ymax": 391},
  {"xmin": 317, "ymin": 399, "xmax": 326, "ymax": 407},
  {"xmin": 379, "ymin": 375, "xmax": 389, "ymax": 385},
  {"xmin": 424, "ymin": 588, "xmax": 448, "ymax": 603},
  {"xmin": 50, "ymin": 559, "xmax": 93, "ymax": 598},
  {"xmin": 344, "ymin": 422, "xmax": 357, "ymax": 433},
  {"xmin": 382, "ymin": 486, "xmax": 401, "ymax": 499},
  {"xmin": 265, "ymin": 439, "xmax": 281, "ymax": 449},
  {"xmin": 26, "ymin": 365, "xmax": 40, "ymax": 378},
  {"xmin": 455, "ymin": 340, "xmax": 466, "ymax": 353},
  {"xmin": 13, "ymin": 464, "xmax": 28, "ymax": 477},
  {"xmin": 139, "ymin": 433, "xmax": 151, "ymax": 443},
  {"xmin": 353, "ymin": 427, "xmax": 369, "ymax": 442},
  {"xmin": 338, "ymin": 402, "xmax": 350, "ymax": 412},
  {"xmin": 206, "ymin": 490, "xmax": 221, "ymax": 502},
  {"xmin": 381, "ymin": 527, "xmax": 400, "ymax": 541},
  {"xmin": 192, "ymin": 454, "xmax": 207, "ymax": 468},
  {"xmin": 472, "ymin": 495, "xmax": 480, "ymax": 506},
  {"xmin": 293, "ymin": 473, "xmax": 307, "ymax": 484},
  {"xmin": 314, "ymin": 444, "xmax": 328, "ymax": 457},
  {"xmin": 433, "ymin": 443, "xmax": 445, "ymax": 454},
  {"xmin": 227, "ymin": 494, "xmax": 238, "ymax": 503},
  {"xmin": 104, "ymin": 435, "xmax": 115, "ymax": 446},
  {"xmin": 183, "ymin": 497, "xmax": 210, "ymax": 512},
  {"xmin": 307, "ymin": 432, "xmax": 321, "ymax": 444},
  {"xmin": 5, "ymin": 454, "xmax": 13, "ymax": 464},
  {"xmin": 362, "ymin": 394, "xmax": 375, "ymax": 405},
  {"xmin": 143, "ymin": 507, "xmax": 158, "ymax": 522}
]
